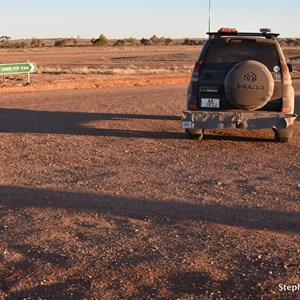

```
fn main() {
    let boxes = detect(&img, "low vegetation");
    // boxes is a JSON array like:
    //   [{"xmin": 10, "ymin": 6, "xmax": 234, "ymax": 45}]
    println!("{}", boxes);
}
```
[
  {"xmin": 0, "ymin": 34, "xmax": 299, "ymax": 49},
  {"xmin": 38, "ymin": 65, "xmax": 193, "ymax": 76},
  {"xmin": 91, "ymin": 34, "xmax": 108, "ymax": 46},
  {"xmin": 0, "ymin": 34, "xmax": 205, "ymax": 48},
  {"xmin": 279, "ymin": 38, "xmax": 300, "ymax": 47}
]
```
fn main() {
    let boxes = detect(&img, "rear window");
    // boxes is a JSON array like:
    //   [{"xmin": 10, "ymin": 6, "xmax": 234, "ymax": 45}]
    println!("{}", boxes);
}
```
[{"xmin": 203, "ymin": 40, "xmax": 280, "ymax": 71}]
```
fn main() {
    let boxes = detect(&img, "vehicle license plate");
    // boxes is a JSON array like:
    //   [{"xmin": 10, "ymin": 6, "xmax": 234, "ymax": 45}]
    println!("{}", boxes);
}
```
[
  {"xmin": 182, "ymin": 121, "xmax": 192, "ymax": 129},
  {"xmin": 201, "ymin": 98, "xmax": 220, "ymax": 108}
]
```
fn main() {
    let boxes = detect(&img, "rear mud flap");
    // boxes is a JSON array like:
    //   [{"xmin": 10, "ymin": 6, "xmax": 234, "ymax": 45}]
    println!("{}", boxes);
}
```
[{"xmin": 182, "ymin": 111, "xmax": 298, "ymax": 130}]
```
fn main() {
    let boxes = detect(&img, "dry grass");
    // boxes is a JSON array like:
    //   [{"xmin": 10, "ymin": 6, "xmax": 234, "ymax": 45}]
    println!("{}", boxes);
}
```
[{"xmin": 38, "ymin": 65, "xmax": 193, "ymax": 75}]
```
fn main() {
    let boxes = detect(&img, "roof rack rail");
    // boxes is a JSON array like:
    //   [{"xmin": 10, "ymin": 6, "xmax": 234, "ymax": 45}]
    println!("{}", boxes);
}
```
[{"xmin": 207, "ymin": 31, "xmax": 280, "ymax": 39}]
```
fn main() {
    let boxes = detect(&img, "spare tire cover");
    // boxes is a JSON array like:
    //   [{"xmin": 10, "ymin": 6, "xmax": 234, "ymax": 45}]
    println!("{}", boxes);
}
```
[{"xmin": 224, "ymin": 60, "xmax": 274, "ymax": 110}]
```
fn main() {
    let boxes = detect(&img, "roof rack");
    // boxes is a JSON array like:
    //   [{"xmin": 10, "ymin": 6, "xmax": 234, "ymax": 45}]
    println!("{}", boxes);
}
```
[{"xmin": 207, "ymin": 31, "xmax": 280, "ymax": 39}]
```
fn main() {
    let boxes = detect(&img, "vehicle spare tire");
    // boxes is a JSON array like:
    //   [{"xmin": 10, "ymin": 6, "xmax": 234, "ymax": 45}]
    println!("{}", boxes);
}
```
[{"xmin": 224, "ymin": 60, "xmax": 274, "ymax": 110}]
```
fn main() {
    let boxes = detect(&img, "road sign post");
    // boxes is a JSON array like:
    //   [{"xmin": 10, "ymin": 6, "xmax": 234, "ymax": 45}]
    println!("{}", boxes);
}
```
[{"xmin": 0, "ymin": 62, "xmax": 37, "ymax": 85}]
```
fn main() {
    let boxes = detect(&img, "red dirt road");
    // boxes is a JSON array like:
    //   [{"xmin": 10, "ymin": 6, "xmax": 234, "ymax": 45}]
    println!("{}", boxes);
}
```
[{"xmin": 0, "ymin": 79, "xmax": 299, "ymax": 299}]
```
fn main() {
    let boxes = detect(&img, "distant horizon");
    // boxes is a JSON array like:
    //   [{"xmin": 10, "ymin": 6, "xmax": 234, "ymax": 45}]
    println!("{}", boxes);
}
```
[
  {"xmin": 0, "ymin": 1, "xmax": 299, "ymax": 39},
  {"xmin": 6, "ymin": 34, "xmax": 300, "ymax": 41}
]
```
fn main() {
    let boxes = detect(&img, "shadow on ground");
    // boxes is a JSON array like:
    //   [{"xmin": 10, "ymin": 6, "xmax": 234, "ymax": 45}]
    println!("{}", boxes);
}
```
[
  {"xmin": 0, "ymin": 107, "xmax": 293, "ymax": 142},
  {"xmin": 1, "ymin": 186, "xmax": 299, "ymax": 299},
  {"xmin": 0, "ymin": 108, "xmax": 183, "ymax": 139},
  {"xmin": 0, "ymin": 186, "xmax": 299, "ymax": 234}
]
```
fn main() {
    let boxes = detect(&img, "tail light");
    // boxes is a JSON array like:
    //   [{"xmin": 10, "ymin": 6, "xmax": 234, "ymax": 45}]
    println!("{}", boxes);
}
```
[
  {"xmin": 282, "ymin": 106, "xmax": 291, "ymax": 113},
  {"xmin": 188, "ymin": 103, "xmax": 198, "ymax": 110},
  {"xmin": 280, "ymin": 60, "xmax": 291, "ymax": 85},
  {"xmin": 280, "ymin": 60, "xmax": 292, "ymax": 113},
  {"xmin": 193, "ymin": 60, "xmax": 203, "ymax": 72},
  {"xmin": 189, "ymin": 60, "xmax": 202, "ymax": 110}
]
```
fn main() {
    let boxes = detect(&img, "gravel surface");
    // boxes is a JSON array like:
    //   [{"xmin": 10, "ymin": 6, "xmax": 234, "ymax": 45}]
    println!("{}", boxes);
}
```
[{"xmin": 0, "ymin": 80, "xmax": 299, "ymax": 299}]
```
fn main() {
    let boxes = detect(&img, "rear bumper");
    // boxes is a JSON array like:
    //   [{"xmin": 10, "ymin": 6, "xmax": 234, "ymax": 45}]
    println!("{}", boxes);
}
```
[{"xmin": 181, "ymin": 110, "xmax": 298, "ymax": 130}]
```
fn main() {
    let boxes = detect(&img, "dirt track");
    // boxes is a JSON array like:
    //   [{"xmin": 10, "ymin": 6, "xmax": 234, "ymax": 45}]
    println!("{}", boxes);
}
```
[{"xmin": 0, "ymin": 74, "xmax": 299, "ymax": 299}]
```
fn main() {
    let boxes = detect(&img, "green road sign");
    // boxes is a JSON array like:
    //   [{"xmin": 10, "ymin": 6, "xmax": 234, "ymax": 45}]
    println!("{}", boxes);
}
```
[{"xmin": 0, "ymin": 62, "xmax": 37, "ymax": 75}]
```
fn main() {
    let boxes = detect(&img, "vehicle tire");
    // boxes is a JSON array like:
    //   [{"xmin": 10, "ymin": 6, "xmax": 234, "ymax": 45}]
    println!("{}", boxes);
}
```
[
  {"xmin": 224, "ymin": 60, "xmax": 274, "ymax": 110},
  {"xmin": 273, "ymin": 126, "xmax": 293, "ymax": 143},
  {"xmin": 185, "ymin": 129, "xmax": 204, "ymax": 141}
]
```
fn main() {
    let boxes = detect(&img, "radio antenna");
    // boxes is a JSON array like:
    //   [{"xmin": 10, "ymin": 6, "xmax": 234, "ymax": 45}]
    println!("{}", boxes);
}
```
[{"xmin": 208, "ymin": 0, "xmax": 211, "ymax": 32}]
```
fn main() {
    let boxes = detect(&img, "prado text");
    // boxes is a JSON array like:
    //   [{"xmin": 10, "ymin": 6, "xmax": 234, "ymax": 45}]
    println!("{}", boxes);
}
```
[{"xmin": 279, "ymin": 284, "xmax": 300, "ymax": 292}]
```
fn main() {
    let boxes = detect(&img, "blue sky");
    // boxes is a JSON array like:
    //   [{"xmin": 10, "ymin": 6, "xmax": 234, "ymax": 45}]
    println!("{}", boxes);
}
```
[{"xmin": 1, "ymin": 1, "xmax": 299, "ymax": 39}]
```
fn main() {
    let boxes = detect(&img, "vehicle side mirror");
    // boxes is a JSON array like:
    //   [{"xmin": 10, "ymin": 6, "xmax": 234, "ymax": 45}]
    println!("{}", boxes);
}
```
[{"xmin": 287, "ymin": 63, "xmax": 293, "ymax": 72}]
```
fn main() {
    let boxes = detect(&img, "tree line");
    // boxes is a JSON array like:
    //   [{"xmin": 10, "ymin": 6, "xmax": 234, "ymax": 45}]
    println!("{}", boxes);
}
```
[
  {"xmin": 0, "ymin": 34, "xmax": 299, "ymax": 48},
  {"xmin": 0, "ymin": 34, "xmax": 206, "ymax": 48}
]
